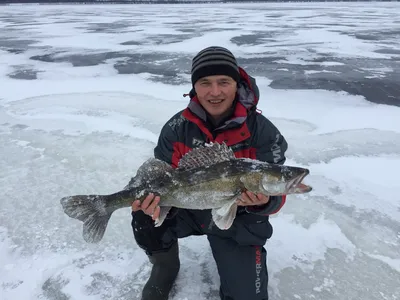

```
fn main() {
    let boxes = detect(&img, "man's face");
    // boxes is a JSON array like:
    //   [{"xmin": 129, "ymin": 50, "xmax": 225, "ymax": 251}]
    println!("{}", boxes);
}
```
[{"xmin": 194, "ymin": 75, "xmax": 237, "ymax": 119}]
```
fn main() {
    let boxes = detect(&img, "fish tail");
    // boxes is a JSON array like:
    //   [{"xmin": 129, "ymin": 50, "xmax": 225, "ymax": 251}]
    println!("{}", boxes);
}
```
[{"xmin": 60, "ymin": 195, "xmax": 112, "ymax": 243}]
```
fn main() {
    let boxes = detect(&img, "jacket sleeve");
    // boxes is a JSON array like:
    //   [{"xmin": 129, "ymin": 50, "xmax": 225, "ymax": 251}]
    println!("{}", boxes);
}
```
[
  {"xmin": 154, "ymin": 112, "xmax": 186, "ymax": 168},
  {"xmin": 154, "ymin": 124, "xmax": 175, "ymax": 165},
  {"xmin": 153, "ymin": 113, "xmax": 185, "ymax": 219},
  {"xmin": 245, "ymin": 115, "xmax": 288, "ymax": 216}
]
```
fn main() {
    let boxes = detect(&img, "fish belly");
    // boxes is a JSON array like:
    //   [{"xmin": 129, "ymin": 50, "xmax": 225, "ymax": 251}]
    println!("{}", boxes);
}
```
[{"xmin": 161, "ymin": 179, "xmax": 240, "ymax": 210}]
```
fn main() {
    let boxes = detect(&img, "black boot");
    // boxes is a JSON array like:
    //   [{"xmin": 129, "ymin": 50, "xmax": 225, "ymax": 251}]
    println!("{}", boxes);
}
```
[{"xmin": 141, "ymin": 243, "xmax": 180, "ymax": 300}]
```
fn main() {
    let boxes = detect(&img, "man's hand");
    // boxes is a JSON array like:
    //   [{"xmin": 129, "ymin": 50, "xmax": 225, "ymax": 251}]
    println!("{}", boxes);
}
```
[
  {"xmin": 237, "ymin": 190, "xmax": 270, "ymax": 206},
  {"xmin": 132, "ymin": 193, "xmax": 161, "ymax": 221}
]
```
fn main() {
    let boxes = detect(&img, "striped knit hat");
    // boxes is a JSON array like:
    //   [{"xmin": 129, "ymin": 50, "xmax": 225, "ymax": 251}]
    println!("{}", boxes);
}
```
[{"xmin": 191, "ymin": 46, "xmax": 240, "ymax": 86}]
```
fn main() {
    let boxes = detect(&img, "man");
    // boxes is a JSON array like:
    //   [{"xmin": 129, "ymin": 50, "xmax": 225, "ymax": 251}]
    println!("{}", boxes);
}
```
[{"xmin": 131, "ymin": 46, "xmax": 288, "ymax": 300}]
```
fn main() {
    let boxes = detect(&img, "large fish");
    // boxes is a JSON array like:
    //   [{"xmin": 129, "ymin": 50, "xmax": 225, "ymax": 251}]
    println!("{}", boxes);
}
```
[{"xmin": 60, "ymin": 142, "xmax": 312, "ymax": 243}]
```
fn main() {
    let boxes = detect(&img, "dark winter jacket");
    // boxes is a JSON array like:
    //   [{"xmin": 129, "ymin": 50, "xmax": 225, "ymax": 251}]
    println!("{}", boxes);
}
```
[{"xmin": 154, "ymin": 67, "xmax": 288, "ymax": 221}]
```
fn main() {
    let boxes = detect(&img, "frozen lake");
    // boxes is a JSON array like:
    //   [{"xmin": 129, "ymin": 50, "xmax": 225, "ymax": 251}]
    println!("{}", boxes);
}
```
[{"xmin": 1, "ymin": 2, "xmax": 399, "ymax": 300}]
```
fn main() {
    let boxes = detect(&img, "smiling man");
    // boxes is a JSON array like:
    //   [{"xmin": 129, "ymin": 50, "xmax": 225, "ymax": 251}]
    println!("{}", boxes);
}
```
[{"xmin": 131, "ymin": 46, "xmax": 288, "ymax": 300}]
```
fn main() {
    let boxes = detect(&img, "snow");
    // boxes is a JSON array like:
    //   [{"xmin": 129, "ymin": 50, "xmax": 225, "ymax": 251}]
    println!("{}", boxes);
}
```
[{"xmin": 1, "ymin": 2, "xmax": 400, "ymax": 300}]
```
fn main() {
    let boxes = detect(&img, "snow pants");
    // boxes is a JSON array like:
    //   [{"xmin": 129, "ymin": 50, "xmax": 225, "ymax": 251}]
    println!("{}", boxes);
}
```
[{"xmin": 131, "ymin": 208, "xmax": 273, "ymax": 300}]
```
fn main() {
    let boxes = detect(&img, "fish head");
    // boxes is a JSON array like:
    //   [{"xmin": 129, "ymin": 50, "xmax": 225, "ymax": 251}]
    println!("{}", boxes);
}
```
[{"xmin": 251, "ymin": 165, "xmax": 312, "ymax": 195}]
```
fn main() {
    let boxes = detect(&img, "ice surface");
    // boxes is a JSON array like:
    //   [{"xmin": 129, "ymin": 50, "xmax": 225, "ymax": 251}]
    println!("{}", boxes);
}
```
[{"xmin": 1, "ymin": 3, "xmax": 399, "ymax": 300}]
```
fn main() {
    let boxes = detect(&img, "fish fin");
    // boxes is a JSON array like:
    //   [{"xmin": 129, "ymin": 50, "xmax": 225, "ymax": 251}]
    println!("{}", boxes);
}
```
[
  {"xmin": 211, "ymin": 200, "xmax": 238, "ymax": 230},
  {"xmin": 83, "ymin": 213, "xmax": 112, "ymax": 243},
  {"xmin": 177, "ymin": 142, "xmax": 236, "ymax": 171},
  {"xmin": 60, "ymin": 195, "xmax": 112, "ymax": 243},
  {"xmin": 154, "ymin": 206, "xmax": 172, "ymax": 227}
]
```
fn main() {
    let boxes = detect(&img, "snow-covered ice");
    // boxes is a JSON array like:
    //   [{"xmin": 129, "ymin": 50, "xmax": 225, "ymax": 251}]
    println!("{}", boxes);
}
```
[{"xmin": 0, "ymin": 2, "xmax": 399, "ymax": 300}]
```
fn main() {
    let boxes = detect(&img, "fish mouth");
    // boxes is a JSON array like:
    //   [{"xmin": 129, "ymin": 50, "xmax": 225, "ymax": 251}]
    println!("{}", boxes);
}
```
[{"xmin": 286, "ymin": 170, "xmax": 312, "ymax": 194}]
